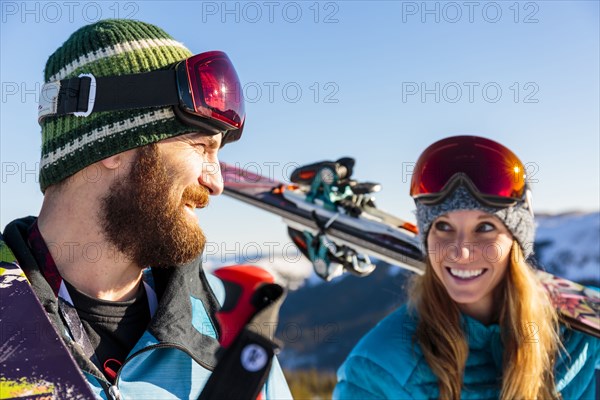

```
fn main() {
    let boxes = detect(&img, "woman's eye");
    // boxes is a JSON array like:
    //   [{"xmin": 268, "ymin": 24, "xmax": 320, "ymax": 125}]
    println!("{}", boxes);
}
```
[
  {"xmin": 434, "ymin": 221, "xmax": 452, "ymax": 232},
  {"xmin": 476, "ymin": 222, "xmax": 495, "ymax": 233}
]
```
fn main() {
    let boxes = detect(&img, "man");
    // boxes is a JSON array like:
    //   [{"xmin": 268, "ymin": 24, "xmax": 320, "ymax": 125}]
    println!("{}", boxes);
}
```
[{"xmin": 0, "ymin": 19, "xmax": 291, "ymax": 399}]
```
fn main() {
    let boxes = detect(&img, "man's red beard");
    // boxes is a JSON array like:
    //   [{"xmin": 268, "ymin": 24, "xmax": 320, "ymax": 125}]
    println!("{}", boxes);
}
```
[{"xmin": 99, "ymin": 144, "xmax": 209, "ymax": 268}]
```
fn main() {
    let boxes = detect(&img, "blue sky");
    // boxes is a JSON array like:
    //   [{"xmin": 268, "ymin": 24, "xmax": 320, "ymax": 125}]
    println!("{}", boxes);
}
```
[{"xmin": 1, "ymin": 1, "xmax": 598, "ymax": 255}]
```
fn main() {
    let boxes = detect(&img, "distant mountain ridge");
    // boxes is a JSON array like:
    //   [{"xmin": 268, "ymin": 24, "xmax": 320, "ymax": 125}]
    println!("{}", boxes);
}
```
[{"xmin": 534, "ymin": 212, "xmax": 600, "ymax": 287}]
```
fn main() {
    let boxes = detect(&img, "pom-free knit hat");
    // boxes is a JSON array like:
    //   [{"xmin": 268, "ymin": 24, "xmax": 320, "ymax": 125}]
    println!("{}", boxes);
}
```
[{"xmin": 39, "ymin": 19, "xmax": 197, "ymax": 191}]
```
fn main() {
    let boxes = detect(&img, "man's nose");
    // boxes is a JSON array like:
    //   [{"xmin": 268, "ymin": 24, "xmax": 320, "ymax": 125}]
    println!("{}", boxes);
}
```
[{"xmin": 199, "ymin": 161, "xmax": 224, "ymax": 195}]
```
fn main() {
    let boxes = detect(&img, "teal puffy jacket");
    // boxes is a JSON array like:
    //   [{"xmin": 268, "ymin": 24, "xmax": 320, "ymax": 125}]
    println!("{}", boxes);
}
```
[{"xmin": 334, "ymin": 304, "xmax": 599, "ymax": 399}]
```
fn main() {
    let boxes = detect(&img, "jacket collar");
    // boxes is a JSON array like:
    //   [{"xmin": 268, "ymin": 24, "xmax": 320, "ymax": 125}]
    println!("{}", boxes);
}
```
[
  {"xmin": 3, "ymin": 217, "xmax": 221, "ymax": 371},
  {"xmin": 147, "ymin": 261, "xmax": 221, "ymax": 368}
]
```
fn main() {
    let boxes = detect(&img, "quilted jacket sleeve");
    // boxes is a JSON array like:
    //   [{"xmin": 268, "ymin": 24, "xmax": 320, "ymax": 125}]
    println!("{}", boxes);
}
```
[{"xmin": 334, "ymin": 354, "xmax": 413, "ymax": 399}]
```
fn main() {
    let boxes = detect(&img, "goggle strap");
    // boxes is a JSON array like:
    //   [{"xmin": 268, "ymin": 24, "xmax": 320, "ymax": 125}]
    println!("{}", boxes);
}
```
[
  {"xmin": 38, "ymin": 70, "xmax": 179, "ymax": 122},
  {"xmin": 414, "ymin": 173, "xmax": 523, "ymax": 207}
]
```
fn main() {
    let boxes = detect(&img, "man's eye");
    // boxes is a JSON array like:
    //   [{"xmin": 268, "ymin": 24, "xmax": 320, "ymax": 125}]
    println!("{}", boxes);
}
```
[{"xmin": 434, "ymin": 221, "xmax": 452, "ymax": 232}]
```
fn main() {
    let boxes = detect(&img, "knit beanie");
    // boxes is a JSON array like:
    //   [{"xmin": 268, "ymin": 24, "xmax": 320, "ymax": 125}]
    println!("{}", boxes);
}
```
[
  {"xmin": 39, "ymin": 19, "xmax": 198, "ymax": 191},
  {"xmin": 415, "ymin": 185, "xmax": 535, "ymax": 258}
]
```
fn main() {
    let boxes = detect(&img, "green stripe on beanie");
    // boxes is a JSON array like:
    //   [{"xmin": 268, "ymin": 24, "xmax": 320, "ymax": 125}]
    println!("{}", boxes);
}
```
[
  {"xmin": 42, "ymin": 108, "xmax": 170, "ymax": 158},
  {"xmin": 40, "ymin": 19, "xmax": 197, "ymax": 192},
  {"xmin": 44, "ymin": 19, "xmax": 187, "ymax": 81},
  {"xmin": 40, "ymin": 108, "xmax": 194, "ymax": 188}
]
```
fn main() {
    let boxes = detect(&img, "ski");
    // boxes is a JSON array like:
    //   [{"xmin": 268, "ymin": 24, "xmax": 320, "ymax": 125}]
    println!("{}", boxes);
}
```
[
  {"xmin": 221, "ymin": 158, "xmax": 599, "ymax": 338},
  {"xmin": 537, "ymin": 271, "xmax": 599, "ymax": 338},
  {"xmin": 221, "ymin": 161, "xmax": 424, "ymax": 276},
  {"xmin": 0, "ymin": 244, "xmax": 95, "ymax": 399}
]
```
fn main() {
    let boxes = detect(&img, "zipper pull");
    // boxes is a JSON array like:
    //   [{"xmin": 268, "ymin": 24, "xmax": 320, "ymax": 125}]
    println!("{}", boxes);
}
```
[{"xmin": 108, "ymin": 385, "xmax": 121, "ymax": 400}]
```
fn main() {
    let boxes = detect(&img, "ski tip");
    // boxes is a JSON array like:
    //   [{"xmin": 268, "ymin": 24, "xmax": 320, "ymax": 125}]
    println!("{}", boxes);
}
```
[{"xmin": 402, "ymin": 222, "xmax": 418, "ymax": 234}]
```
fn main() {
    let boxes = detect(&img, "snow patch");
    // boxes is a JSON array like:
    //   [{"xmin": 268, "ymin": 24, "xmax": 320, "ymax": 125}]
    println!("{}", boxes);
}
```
[
  {"xmin": 534, "ymin": 212, "xmax": 600, "ymax": 285},
  {"xmin": 203, "ymin": 253, "xmax": 314, "ymax": 290}
]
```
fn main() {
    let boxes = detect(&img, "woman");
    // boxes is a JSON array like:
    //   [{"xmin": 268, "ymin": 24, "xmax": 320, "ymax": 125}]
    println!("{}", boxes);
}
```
[{"xmin": 334, "ymin": 136, "xmax": 599, "ymax": 399}]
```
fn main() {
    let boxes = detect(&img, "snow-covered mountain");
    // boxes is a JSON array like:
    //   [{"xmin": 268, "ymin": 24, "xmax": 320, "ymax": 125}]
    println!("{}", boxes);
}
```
[
  {"xmin": 203, "ymin": 252, "xmax": 314, "ymax": 290},
  {"xmin": 534, "ymin": 212, "xmax": 600, "ymax": 286}
]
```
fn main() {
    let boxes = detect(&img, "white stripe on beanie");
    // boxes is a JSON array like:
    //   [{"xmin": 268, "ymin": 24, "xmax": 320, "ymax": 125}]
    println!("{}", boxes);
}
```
[
  {"xmin": 40, "ymin": 107, "xmax": 175, "ymax": 169},
  {"xmin": 48, "ymin": 38, "xmax": 188, "ymax": 82}
]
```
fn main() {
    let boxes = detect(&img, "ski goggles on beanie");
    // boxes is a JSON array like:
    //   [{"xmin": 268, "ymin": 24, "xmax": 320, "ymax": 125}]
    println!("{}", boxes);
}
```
[
  {"xmin": 410, "ymin": 135, "xmax": 529, "ymax": 208},
  {"xmin": 38, "ymin": 51, "xmax": 244, "ymax": 146}
]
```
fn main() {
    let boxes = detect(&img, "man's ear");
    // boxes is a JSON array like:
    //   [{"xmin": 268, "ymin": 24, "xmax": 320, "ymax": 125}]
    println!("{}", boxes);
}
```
[
  {"xmin": 100, "ymin": 149, "xmax": 137, "ymax": 170},
  {"xmin": 100, "ymin": 154, "xmax": 122, "ymax": 170}
]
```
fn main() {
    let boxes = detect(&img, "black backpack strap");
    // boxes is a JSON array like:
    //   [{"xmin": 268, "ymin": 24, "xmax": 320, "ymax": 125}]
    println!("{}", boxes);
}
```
[{"xmin": 198, "ymin": 329, "xmax": 276, "ymax": 400}]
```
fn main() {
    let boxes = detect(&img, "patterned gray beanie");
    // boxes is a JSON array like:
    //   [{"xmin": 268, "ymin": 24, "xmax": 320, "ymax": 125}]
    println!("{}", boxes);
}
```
[{"xmin": 415, "ymin": 185, "xmax": 535, "ymax": 258}]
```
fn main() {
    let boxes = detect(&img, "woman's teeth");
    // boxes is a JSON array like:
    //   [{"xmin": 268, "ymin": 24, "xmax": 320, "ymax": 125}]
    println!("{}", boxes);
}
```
[{"xmin": 449, "ymin": 268, "xmax": 484, "ymax": 279}]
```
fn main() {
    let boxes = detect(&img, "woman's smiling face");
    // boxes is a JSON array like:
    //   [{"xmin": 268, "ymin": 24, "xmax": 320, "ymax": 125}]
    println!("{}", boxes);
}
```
[{"xmin": 426, "ymin": 209, "xmax": 514, "ymax": 322}]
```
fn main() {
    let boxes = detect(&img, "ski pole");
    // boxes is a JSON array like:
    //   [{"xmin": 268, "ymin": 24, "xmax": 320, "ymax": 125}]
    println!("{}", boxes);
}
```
[
  {"xmin": 198, "ymin": 265, "xmax": 285, "ymax": 400},
  {"xmin": 213, "ymin": 265, "xmax": 276, "ymax": 349}
]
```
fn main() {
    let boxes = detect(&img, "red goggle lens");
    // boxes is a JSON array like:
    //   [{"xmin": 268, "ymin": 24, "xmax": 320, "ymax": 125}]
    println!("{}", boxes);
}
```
[
  {"xmin": 187, "ymin": 51, "xmax": 245, "ymax": 131},
  {"xmin": 410, "ymin": 136, "xmax": 527, "ymax": 201}
]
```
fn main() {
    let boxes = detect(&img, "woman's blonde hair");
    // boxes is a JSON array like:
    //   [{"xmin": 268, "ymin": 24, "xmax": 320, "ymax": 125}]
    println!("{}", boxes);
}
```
[{"xmin": 409, "ymin": 241, "xmax": 562, "ymax": 400}]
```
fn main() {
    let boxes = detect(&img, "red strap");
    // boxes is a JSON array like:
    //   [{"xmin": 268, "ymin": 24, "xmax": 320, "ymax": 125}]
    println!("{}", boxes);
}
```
[{"xmin": 103, "ymin": 358, "xmax": 122, "ymax": 381}]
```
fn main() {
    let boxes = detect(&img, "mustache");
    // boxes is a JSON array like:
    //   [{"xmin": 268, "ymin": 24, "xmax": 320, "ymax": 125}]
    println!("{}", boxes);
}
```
[{"xmin": 182, "ymin": 185, "xmax": 210, "ymax": 208}]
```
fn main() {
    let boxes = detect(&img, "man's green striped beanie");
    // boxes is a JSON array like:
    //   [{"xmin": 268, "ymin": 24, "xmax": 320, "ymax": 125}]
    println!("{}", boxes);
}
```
[{"xmin": 40, "ymin": 19, "xmax": 197, "ymax": 192}]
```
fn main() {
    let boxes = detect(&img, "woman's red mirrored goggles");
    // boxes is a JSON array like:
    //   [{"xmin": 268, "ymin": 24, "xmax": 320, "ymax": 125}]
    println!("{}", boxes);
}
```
[
  {"xmin": 410, "ymin": 136, "xmax": 528, "ymax": 207},
  {"xmin": 38, "ymin": 51, "xmax": 245, "ymax": 146}
]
